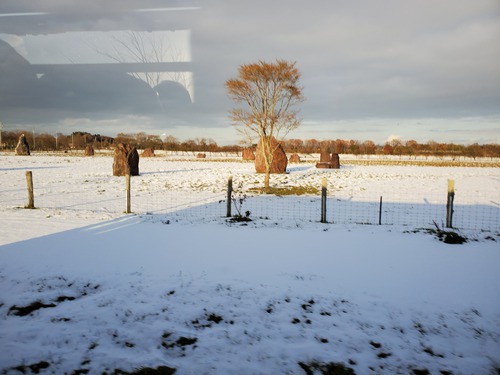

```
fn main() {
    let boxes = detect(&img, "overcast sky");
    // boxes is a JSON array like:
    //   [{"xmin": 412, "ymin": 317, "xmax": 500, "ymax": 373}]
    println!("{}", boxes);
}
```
[{"xmin": 1, "ymin": 0, "xmax": 499, "ymax": 145}]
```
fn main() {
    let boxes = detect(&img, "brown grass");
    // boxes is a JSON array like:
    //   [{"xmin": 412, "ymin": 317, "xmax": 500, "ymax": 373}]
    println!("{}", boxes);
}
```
[{"xmin": 341, "ymin": 159, "xmax": 500, "ymax": 168}]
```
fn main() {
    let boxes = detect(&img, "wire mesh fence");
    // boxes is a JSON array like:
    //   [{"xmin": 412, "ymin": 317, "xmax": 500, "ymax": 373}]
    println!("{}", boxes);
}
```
[
  {"xmin": 1, "ymin": 171, "xmax": 498, "ymax": 231},
  {"xmin": 239, "ymin": 193, "xmax": 499, "ymax": 230}
]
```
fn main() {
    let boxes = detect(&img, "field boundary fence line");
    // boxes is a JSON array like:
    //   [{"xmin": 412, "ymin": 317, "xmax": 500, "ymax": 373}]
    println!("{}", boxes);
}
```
[
  {"xmin": 237, "ymin": 194, "xmax": 499, "ymax": 230},
  {"xmin": 0, "ymin": 171, "xmax": 498, "ymax": 232}
]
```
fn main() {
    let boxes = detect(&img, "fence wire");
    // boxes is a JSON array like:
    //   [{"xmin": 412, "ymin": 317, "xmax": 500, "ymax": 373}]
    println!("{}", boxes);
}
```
[
  {"xmin": 238, "ymin": 194, "xmax": 499, "ymax": 230},
  {"xmin": 0, "ymin": 173, "xmax": 498, "ymax": 232}
]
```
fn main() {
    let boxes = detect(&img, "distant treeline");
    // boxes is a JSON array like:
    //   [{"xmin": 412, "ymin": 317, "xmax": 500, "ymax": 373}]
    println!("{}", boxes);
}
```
[{"xmin": 1, "ymin": 130, "xmax": 499, "ymax": 159}]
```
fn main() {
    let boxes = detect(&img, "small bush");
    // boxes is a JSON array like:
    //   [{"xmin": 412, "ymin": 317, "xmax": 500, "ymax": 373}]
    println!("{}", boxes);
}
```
[{"xmin": 229, "ymin": 189, "xmax": 252, "ymax": 222}]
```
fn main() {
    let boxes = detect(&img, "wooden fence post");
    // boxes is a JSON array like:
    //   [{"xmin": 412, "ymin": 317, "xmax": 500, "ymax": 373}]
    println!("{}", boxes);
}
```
[
  {"xmin": 446, "ymin": 179, "xmax": 455, "ymax": 228},
  {"xmin": 25, "ymin": 171, "xmax": 34, "ymax": 209},
  {"xmin": 379, "ymin": 196, "xmax": 383, "ymax": 225},
  {"xmin": 226, "ymin": 175, "xmax": 233, "ymax": 217},
  {"xmin": 125, "ymin": 174, "xmax": 131, "ymax": 214},
  {"xmin": 320, "ymin": 177, "xmax": 327, "ymax": 223}
]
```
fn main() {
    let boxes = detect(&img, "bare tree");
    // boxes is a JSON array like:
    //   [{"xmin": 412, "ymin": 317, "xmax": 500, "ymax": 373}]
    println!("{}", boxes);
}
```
[
  {"xmin": 97, "ymin": 31, "xmax": 192, "ymax": 100},
  {"xmin": 226, "ymin": 59, "xmax": 304, "ymax": 189}
]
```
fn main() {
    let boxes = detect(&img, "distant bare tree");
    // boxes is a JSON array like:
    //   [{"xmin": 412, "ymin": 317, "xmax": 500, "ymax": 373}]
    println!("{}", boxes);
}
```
[
  {"xmin": 361, "ymin": 140, "xmax": 377, "ymax": 155},
  {"xmin": 303, "ymin": 139, "xmax": 319, "ymax": 154},
  {"xmin": 163, "ymin": 135, "xmax": 179, "ymax": 151},
  {"xmin": 285, "ymin": 139, "xmax": 304, "ymax": 153}
]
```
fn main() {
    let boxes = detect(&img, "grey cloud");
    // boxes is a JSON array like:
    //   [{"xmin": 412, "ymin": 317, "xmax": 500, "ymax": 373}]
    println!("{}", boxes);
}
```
[
  {"xmin": 0, "ymin": 0, "xmax": 499, "ymax": 142},
  {"xmin": 193, "ymin": 0, "xmax": 500, "ymax": 118}
]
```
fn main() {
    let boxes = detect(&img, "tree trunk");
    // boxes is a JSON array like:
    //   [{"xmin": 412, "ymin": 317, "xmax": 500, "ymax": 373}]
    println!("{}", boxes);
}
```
[
  {"xmin": 263, "ymin": 136, "xmax": 272, "ymax": 190},
  {"xmin": 264, "ymin": 169, "xmax": 270, "ymax": 189}
]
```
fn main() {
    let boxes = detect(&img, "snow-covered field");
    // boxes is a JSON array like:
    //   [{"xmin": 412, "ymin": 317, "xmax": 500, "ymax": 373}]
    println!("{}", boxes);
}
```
[{"xmin": 0, "ymin": 152, "xmax": 499, "ymax": 374}]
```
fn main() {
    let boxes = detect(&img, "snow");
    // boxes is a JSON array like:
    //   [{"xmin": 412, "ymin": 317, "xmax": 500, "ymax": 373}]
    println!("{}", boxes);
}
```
[{"xmin": 0, "ymin": 152, "xmax": 499, "ymax": 374}]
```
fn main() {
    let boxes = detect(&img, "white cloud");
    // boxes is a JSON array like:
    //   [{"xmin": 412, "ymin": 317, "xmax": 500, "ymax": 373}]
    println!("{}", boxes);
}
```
[{"xmin": 387, "ymin": 134, "xmax": 401, "ymax": 143}]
